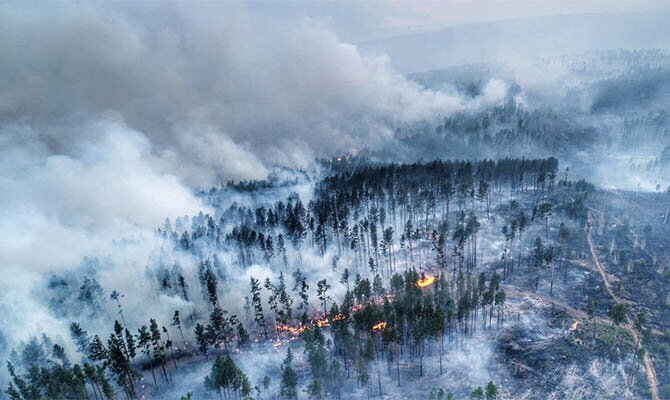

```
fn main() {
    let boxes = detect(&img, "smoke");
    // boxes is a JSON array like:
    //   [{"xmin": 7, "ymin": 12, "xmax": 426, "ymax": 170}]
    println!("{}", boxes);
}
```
[
  {"xmin": 0, "ymin": 121, "xmax": 204, "ymax": 267},
  {"xmin": 0, "ymin": 1, "xmax": 490, "ymax": 186},
  {"xmin": 0, "ymin": 119, "xmax": 207, "ymax": 353}
]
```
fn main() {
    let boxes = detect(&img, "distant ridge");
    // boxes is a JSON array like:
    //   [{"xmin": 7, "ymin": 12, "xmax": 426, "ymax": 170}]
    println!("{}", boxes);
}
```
[{"xmin": 359, "ymin": 12, "xmax": 670, "ymax": 73}]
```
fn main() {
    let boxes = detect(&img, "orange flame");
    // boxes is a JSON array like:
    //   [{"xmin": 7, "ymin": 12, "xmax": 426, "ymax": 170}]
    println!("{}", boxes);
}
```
[
  {"xmin": 416, "ymin": 276, "xmax": 436, "ymax": 288},
  {"xmin": 277, "ymin": 323, "xmax": 308, "ymax": 336},
  {"xmin": 372, "ymin": 321, "xmax": 387, "ymax": 332},
  {"xmin": 332, "ymin": 313, "xmax": 346, "ymax": 321},
  {"xmin": 571, "ymin": 321, "xmax": 579, "ymax": 331},
  {"xmin": 316, "ymin": 318, "xmax": 330, "ymax": 328}
]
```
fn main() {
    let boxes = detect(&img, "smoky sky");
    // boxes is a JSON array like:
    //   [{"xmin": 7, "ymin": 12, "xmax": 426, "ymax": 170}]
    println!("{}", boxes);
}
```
[
  {"xmin": 4, "ymin": 2, "xmax": 666, "ymax": 189},
  {"xmin": 0, "ymin": 1, "xmax": 478, "ymax": 186}
]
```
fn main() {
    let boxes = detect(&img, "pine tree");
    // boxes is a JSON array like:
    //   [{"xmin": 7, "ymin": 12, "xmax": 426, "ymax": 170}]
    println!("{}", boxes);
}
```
[
  {"xmin": 204, "ymin": 267, "xmax": 219, "ymax": 307},
  {"xmin": 276, "ymin": 272, "xmax": 293, "ymax": 324},
  {"xmin": 471, "ymin": 386, "xmax": 484, "ymax": 400},
  {"xmin": 317, "ymin": 279, "xmax": 331, "ymax": 315},
  {"xmin": 138, "ymin": 324, "xmax": 158, "ymax": 389},
  {"xmin": 106, "ymin": 327, "xmax": 138, "ymax": 399},
  {"xmin": 193, "ymin": 323, "xmax": 209, "ymax": 362},
  {"xmin": 70, "ymin": 322, "xmax": 90, "ymax": 357},
  {"xmin": 531, "ymin": 237, "xmax": 544, "ymax": 290},
  {"xmin": 237, "ymin": 323, "xmax": 250, "ymax": 349},
  {"xmin": 109, "ymin": 290, "xmax": 126, "ymax": 328},
  {"xmin": 124, "ymin": 329, "xmax": 136, "ymax": 362},
  {"xmin": 97, "ymin": 366, "xmax": 116, "ymax": 400},
  {"xmin": 172, "ymin": 310, "xmax": 186, "ymax": 346},
  {"xmin": 307, "ymin": 378, "xmax": 323, "ymax": 399},
  {"xmin": 250, "ymin": 277, "xmax": 268, "ymax": 338},
  {"xmin": 149, "ymin": 318, "xmax": 169, "ymax": 383},
  {"xmin": 162, "ymin": 326, "xmax": 178, "ymax": 370},
  {"xmin": 340, "ymin": 268, "xmax": 350, "ymax": 291},
  {"xmin": 485, "ymin": 381, "xmax": 498, "ymax": 400},
  {"xmin": 88, "ymin": 335, "xmax": 108, "ymax": 363},
  {"xmin": 587, "ymin": 299, "xmax": 597, "ymax": 340},
  {"xmin": 373, "ymin": 274, "xmax": 385, "ymax": 299},
  {"xmin": 494, "ymin": 290, "xmax": 506, "ymax": 329},
  {"xmin": 280, "ymin": 348, "xmax": 298, "ymax": 399}
]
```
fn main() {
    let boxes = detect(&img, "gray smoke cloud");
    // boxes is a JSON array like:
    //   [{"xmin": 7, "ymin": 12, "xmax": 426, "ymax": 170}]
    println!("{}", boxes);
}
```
[{"xmin": 0, "ymin": 1, "xmax": 485, "ymax": 187}]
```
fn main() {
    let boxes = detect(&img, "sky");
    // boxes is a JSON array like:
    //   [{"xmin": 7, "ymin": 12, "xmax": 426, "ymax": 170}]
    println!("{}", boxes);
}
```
[{"xmin": 244, "ymin": 0, "xmax": 670, "ymax": 42}]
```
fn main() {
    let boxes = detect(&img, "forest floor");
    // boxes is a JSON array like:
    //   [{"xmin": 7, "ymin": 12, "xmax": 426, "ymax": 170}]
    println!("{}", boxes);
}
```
[
  {"xmin": 586, "ymin": 212, "xmax": 660, "ymax": 400},
  {"xmin": 134, "ymin": 189, "xmax": 670, "ymax": 400}
]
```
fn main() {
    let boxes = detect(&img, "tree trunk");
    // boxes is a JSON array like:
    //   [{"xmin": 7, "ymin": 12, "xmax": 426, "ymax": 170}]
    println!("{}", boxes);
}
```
[
  {"xmin": 375, "ymin": 349, "xmax": 383, "ymax": 397},
  {"xmin": 396, "ymin": 342, "xmax": 400, "ymax": 387},
  {"xmin": 550, "ymin": 255, "xmax": 555, "ymax": 295},
  {"xmin": 439, "ymin": 332, "xmax": 444, "ymax": 375}
]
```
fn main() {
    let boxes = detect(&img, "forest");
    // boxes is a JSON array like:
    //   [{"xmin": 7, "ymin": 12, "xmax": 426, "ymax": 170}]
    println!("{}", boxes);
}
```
[
  {"xmin": 2, "ymin": 3, "xmax": 670, "ymax": 400},
  {"xmin": 6, "ymin": 153, "xmax": 670, "ymax": 399}
]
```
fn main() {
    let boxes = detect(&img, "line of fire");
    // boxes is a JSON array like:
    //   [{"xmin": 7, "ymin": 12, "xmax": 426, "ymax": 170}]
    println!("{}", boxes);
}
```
[{"xmin": 268, "ymin": 273, "xmax": 438, "ymax": 349}]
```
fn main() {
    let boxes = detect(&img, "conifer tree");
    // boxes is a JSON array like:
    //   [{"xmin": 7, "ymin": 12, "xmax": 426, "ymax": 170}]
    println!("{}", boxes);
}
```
[
  {"xmin": 250, "ymin": 277, "xmax": 268, "ymax": 338},
  {"xmin": 280, "ymin": 348, "xmax": 298, "ymax": 399}
]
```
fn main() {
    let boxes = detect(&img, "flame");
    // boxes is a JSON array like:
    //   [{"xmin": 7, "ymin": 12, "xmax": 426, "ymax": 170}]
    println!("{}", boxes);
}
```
[
  {"xmin": 571, "ymin": 321, "xmax": 579, "ymax": 331},
  {"xmin": 277, "ymin": 323, "xmax": 308, "ymax": 336},
  {"xmin": 372, "ymin": 321, "xmax": 387, "ymax": 332},
  {"xmin": 316, "ymin": 318, "xmax": 330, "ymax": 328},
  {"xmin": 269, "ymin": 296, "xmax": 395, "ymax": 342},
  {"xmin": 416, "ymin": 276, "xmax": 436, "ymax": 288}
]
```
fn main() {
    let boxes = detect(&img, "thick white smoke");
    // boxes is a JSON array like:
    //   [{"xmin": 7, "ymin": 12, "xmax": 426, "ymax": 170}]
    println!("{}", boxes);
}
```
[
  {"xmin": 0, "ymin": 119, "xmax": 208, "ymax": 351},
  {"xmin": 0, "ymin": 2, "xmax": 489, "ymax": 185}
]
